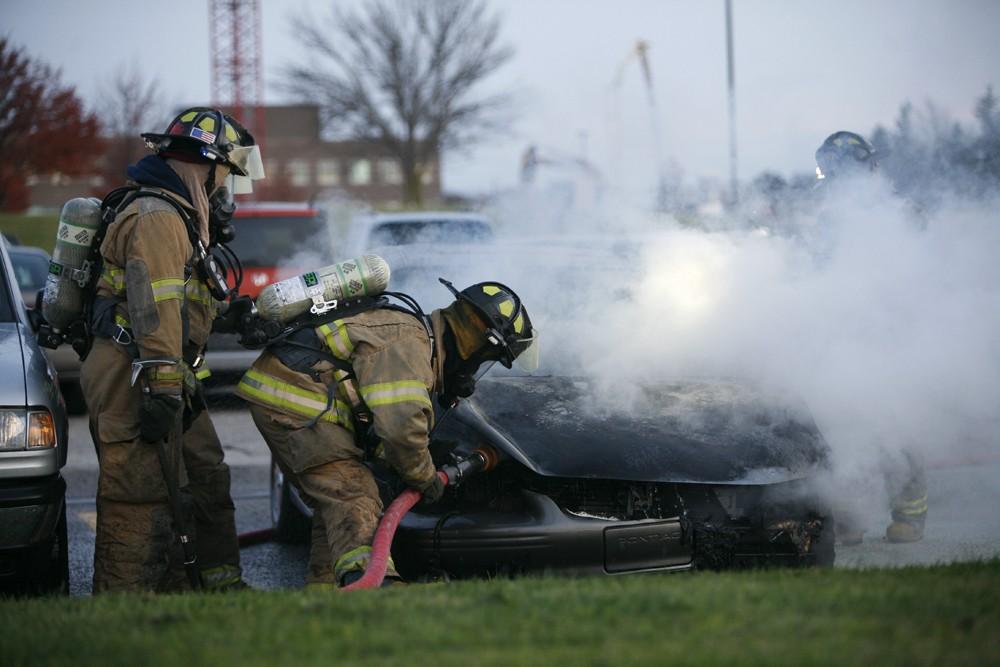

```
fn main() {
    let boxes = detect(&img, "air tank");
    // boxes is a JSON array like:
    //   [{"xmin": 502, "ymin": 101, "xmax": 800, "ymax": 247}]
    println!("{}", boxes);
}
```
[
  {"xmin": 256, "ymin": 255, "xmax": 391, "ymax": 323},
  {"xmin": 41, "ymin": 197, "xmax": 102, "ymax": 332}
]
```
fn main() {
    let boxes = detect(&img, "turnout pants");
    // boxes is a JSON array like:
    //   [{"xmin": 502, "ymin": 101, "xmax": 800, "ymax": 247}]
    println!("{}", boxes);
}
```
[
  {"xmin": 81, "ymin": 339, "xmax": 242, "ymax": 593},
  {"xmin": 250, "ymin": 405, "xmax": 397, "ymax": 585}
]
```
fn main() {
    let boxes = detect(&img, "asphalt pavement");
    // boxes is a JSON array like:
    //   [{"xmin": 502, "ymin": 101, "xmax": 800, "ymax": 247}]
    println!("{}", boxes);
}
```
[
  {"xmin": 63, "ymin": 395, "xmax": 1000, "ymax": 596},
  {"xmin": 65, "ymin": 394, "xmax": 309, "ymax": 596}
]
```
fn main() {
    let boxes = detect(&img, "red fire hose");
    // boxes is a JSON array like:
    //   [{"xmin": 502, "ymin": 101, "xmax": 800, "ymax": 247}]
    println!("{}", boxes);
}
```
[{"xmin": 342, "ymin": 446, "xmax": 498, "ymax": 591}]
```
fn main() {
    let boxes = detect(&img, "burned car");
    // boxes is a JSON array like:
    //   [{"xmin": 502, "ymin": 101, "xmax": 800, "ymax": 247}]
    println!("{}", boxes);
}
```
[{"xmin": 272, "ymin": 373, "xmax": 834, "ymax": 577}]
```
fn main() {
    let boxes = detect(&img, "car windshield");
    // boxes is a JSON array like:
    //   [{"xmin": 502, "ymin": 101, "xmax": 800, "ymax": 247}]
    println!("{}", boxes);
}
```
[
  {"xmin": 370, "ymin": 219, "xmax": 493, "ymax": 246},
  {"xmin": 9, "ymin": 251, "xmax": 49, "ymax": 292},
  {"xmin": 226, "ymin": 215, "xmax": 330, "ymax": 266}
]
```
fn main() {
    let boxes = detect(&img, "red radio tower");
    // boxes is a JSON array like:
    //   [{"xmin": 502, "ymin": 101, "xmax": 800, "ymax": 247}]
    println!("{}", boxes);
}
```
[{"xmin": 209, "ymin": 0, "xmax": 265, "ymax": 154}]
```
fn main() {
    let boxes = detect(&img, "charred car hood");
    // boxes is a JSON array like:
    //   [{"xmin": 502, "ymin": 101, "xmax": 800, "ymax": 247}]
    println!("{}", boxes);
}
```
[{"xmin": 440, "ymin": 376, "xmax": 829, "ymax": 485}]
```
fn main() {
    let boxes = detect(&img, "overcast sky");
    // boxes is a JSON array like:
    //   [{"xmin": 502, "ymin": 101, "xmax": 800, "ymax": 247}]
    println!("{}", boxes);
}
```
[{"xmin": 3, "ymin": 0, "xmax": 998, "ymax": 197}]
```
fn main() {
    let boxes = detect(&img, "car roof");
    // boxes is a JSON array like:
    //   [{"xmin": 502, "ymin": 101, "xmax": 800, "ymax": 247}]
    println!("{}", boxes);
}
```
[{"xmin": 234, "ymin": 201, "xmax": 319, "ymax": 218}]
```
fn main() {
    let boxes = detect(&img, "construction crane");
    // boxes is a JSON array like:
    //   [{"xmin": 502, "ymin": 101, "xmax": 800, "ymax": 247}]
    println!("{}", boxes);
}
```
[{"xmin": 208, "ymin": 0, "xmax": 265, "ymax": 151}]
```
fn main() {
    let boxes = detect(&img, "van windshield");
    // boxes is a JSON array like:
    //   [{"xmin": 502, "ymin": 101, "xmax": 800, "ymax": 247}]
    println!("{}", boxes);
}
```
[{"xmin": 227, "ymin": 215, "xmax": 331, "ymax": 266}]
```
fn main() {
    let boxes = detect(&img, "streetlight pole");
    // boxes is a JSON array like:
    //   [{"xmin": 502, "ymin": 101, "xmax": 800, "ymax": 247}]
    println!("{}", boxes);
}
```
[{"xmin": 725, "ymin": 0, "xmax": 739, "ymax": 205}]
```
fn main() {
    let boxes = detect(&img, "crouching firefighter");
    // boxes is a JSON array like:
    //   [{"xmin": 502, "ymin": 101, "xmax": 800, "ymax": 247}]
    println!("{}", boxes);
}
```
[
  {"xmin": 236, "ymin": 279, "xmax": 539, "ymax": 587},
  {"xmin": 80, "ymin": 107, "xmax": 265, "ymax": 593}
]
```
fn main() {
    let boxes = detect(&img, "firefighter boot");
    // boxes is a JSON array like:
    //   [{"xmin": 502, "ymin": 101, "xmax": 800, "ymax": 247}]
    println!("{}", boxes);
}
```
[{"xmin": 886, "ymin": 494, "xmax": 927, "ymax": 543}]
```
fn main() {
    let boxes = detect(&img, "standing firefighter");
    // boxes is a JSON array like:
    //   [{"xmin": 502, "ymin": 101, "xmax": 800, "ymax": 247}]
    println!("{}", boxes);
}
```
[
  {"xmin": 237, "ymin": 279, "xmax": 538, "ymax": 587},
  {"xmin": 815, "ymin": 130, "xmax": 929, "ymax": 544},
  {"xmin": 81, "ymin": 107, "xmax": 264, "ymax": 592}
]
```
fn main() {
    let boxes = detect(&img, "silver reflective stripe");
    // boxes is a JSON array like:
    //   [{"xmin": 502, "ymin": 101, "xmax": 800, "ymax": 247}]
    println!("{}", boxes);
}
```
[
  {"xmin": 237, "ymin": 368, "xmax": 353, "ymax": 430},
  {"xmin": 151, "ymin": 278, "xmax": 186, "ymax": 303},
  {"xmin": 359, "ymin": 380, "xmax": 432, "ymax": 409},
  {"xmin": 318, "ymin": 320, "xmax": 353, "ymax": 360}
]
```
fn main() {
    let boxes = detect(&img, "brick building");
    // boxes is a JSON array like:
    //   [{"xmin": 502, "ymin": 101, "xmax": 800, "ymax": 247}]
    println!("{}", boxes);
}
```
[{"xmin": 26, "ymin": 104, "xmax": 440, "ymax": 211}]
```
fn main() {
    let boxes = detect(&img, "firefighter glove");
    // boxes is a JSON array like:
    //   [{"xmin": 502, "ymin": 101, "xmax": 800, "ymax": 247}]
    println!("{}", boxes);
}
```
[
  {"xmin": 212, "ymin": 295, "xmax": 255, "ymax": 334},
  {"xmin": 139, "ymin": 393, "xmax": 182, "ymax": 443},
  {"xmin": 419, "ymin": 474, "xmax": 445, "ymax": 505}
]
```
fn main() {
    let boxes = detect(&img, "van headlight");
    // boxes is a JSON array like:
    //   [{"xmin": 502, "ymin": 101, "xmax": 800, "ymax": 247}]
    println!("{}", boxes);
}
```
[{"xmin": 0, "ymin": 409, "xmax": 57, "ymax": 450}]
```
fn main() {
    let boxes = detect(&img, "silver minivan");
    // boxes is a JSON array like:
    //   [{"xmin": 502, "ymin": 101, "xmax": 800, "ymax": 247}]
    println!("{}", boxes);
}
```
[{"xmin": 0, "ymin": 239, "xmax": 70, "ymax": 594}]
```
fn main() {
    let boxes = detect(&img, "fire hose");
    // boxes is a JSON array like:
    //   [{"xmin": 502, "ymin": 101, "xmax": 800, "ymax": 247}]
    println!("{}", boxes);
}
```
[
  {"xmin": 341, "ymin": 446, "xmax": 498, "ymax": 591},
  {"xmin": 236, "ymin": 446, "xmax": 498, "ymax": 587}
]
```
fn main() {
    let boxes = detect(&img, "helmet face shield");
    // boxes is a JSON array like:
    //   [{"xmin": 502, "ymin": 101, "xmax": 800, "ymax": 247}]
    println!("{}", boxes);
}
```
[
  {"xmin": 226, "ymin": 145, "xmax": 265, "ymax": 192},
  {"xmin": 511, "ymin": 330, "xmax": 540, "ymax": 372}
]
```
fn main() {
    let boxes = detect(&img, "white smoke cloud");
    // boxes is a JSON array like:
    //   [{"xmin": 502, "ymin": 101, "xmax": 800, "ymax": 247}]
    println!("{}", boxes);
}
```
[{"xmin": 394, "ymin": 172, "xmax": 1000, "ymax": 538}]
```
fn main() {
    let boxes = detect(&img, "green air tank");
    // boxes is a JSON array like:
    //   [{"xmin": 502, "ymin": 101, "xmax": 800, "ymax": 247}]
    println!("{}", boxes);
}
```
[
  {"xmin": 41, "ymin": 197, "xmax": 102, "ymax": 332},
  {"xmin": 255, "ymin": 254, "xmax": 391, "ymax": 323}
]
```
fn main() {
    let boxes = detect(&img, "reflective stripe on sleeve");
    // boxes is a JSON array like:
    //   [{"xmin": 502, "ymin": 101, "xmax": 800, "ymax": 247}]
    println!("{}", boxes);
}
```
[
  {"xmin": 359, "ymin": 380, "xmax": 432, "ymax": 409},
  {"xmin": 237, "ymin": 368, "xmax": 353, "ymax": 430},
  {"xmin": 185, "ymin": 280, "xmax": 215, "ymax": 306},
  {"xmin": 101, "ymin": 266, "xmax": 125, "ymax": 293},
  {"xmin": 318, "ymin": 320, "xmax": 354, "ymax": 359},
  {"xmin": 151, "ymin": 278, "xmax": 186, "ymax": 303}
]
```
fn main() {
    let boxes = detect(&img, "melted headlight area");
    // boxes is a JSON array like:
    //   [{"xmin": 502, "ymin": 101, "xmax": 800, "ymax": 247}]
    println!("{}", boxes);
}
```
[{"xmin": 448, "ymin": 465, "xmax": 833, "ymax": 570}]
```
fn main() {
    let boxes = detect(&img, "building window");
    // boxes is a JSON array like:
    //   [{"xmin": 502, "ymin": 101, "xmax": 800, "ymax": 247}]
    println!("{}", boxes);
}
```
[
  {"xmin": 286, "ymin": 159, "xmax": 311, "ymax": 187},
  {"xmin": 349, "ymin": 159, "xmax": 371, "ymax": 186},
  {"xmin": 316, "ymin": 159, "xmax": 340, "ymax": 186},
  {"xmin": 421, "ymin": 162, "xmax": 436, "ymax": 185},
  {"xmin": 264, "ymin": 159, "xmax": 279, "ymax": 181},
  {"xmin": 378, "ymin": 158, "xmax": 403, "ymax": 186}
]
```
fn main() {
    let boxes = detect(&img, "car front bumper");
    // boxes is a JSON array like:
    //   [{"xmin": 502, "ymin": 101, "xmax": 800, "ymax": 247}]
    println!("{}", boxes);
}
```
[
  {"xmin": 0, "ymin": 474, "xmax": 65, "ymax": 581},
  {"xmin": 392, "ymin": 489, "xmax": 694, "ymax": 579}
]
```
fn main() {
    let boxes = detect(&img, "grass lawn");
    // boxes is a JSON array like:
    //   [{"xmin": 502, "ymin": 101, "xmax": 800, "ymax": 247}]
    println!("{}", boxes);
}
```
[
  {"xmin": 2, "ymin": 560, "xmax": 998, "ymax": 666},
  {"xmin": 0, "ymin": 213, "xmax": 60, "ymax": 253}
]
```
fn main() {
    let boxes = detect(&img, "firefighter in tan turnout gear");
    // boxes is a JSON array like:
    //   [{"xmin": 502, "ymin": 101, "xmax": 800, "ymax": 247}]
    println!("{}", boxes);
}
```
[
  {"xmin": 815, "ymin": 131, "xmax": 929, "ymax": 544},
  {"xmin": 81, "ymin": 107, "xmax": 265, "ymax": 592},
  {"xmin": 237, "ymin": 280, "xmax": 538, "ymax": 587}
]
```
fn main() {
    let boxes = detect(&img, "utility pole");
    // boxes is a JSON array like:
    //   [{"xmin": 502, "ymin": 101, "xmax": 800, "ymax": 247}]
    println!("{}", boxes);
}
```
[{"xmin": 724, "ymin": 0, "xmax": 739, "ymax": 205}]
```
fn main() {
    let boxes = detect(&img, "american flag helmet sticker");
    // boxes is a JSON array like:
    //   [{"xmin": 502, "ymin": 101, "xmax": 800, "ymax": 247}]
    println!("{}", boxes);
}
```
[{"xmin": 190, "ymin": 127, "xmax": 217, "ymax": 144}]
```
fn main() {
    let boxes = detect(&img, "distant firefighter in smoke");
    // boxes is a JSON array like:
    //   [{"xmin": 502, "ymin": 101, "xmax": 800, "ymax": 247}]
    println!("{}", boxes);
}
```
[{"xmin": 814, "ymin": 130, "xmax": 929, "ymax": 544}]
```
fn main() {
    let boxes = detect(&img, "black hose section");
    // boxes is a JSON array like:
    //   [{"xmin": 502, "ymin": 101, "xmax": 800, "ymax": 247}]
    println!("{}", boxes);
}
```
[
  {"xmin": 383, "ymin": 290, "xmax": 427, "ymax": 321},
  {"xmin": 214, "ymin": 242, "xmax": 244, "ymax": 294}
]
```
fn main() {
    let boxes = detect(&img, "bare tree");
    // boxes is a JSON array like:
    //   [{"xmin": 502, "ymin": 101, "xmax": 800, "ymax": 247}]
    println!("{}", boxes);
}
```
[
  {"xmin": 284, "ymin": 0, "xmax": 514, "ymax": 205},
  {"xmin": 98, "ymin": 63, "xmax": 161, "ymax": 183}
]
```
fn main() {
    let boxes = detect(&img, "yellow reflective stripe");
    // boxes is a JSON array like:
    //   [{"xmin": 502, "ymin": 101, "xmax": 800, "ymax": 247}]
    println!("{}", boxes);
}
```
[
  {"xmin": 238, "ymin": 369, "xmax": 353, "ymax": 430},
  {"xmin": 318, "ymin": 320, "xmax": 353, "ymax": 359},
  {"xmin": 152, "ymin": 278, "xmax": 186, "ymax": 303},
  {"xmin": 893, "ymin": 495, "xmax": 928, "ymax": 515},
  {"xmin": 201, "ymin": 565, "xmax": 241, "ymax": 590},
  {"xmin": 195, "ymin": 367, "xmax": 211, "ymax": 380},
  {"xmin": 186, "ymin": 280, "xmax": 215, "ymax": 305},
  {"xmin": 360, "ymin": 380, "xmax": 432, "ymax": 409},
  {"xmin": 101, "ymin": 266, "xmax": 125, "ymax": 293},
  {"xmin": 149, "ymin": 368, "xmax": 184, "ymax": 382},
  {"xmin": 114, "ymin": 313, "xmax": 130, "ymax": 328},
  {"xmin": 334, "ymin": 545, "xmax": 373, "ymax": 581}
]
